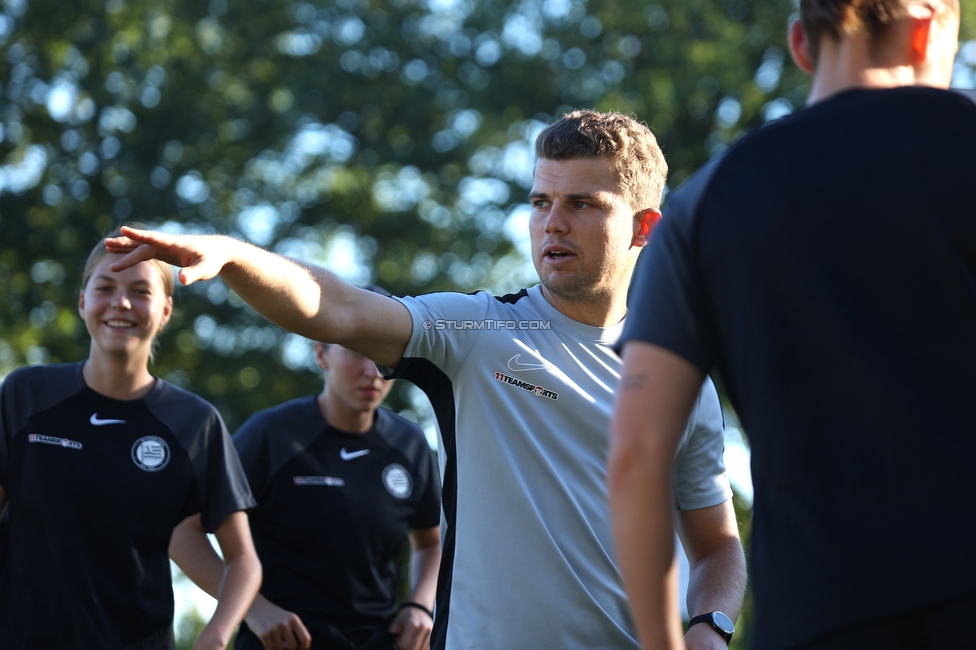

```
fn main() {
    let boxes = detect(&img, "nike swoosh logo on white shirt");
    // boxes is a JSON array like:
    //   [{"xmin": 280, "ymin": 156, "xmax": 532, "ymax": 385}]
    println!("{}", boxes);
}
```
[
  {"xmin": 339, "ymin": 448, "xmax": 370, "ymax": 461},
  {"xmin": 507, "ymin": 354, "xmax": 550, "ymax": 373},
  {"xmin": 90, "ymin": 414, "xmax": 126, "ymax": 426}
]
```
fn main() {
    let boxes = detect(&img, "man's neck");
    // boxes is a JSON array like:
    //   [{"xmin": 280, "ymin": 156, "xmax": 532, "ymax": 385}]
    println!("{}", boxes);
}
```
[
  {"xmin": 538, "ymin": 284, "xmax": 628, "ymax": 328},
  {"xmin": 808, "ymin": 58, "xmax": 919, "ymax": 104},
  {"xmin": 807, "ymin": 30, "xmax": 949, "ymax": 105}
]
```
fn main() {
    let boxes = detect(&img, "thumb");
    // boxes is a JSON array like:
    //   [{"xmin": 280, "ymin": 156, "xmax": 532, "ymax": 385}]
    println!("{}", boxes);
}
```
[
  {"xmin": 175, "ymin": 253, "xmax": 215, "ymax": 285},
  {"xmin": 178, "ymin": 267, "xmax": 198, "ymax": 286}
]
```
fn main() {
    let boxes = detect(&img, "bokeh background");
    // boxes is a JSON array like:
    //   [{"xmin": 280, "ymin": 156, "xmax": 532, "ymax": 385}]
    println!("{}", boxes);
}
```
[{"xmin": 1, "ymin": 0, "xmax": 974, "ymax": 646}]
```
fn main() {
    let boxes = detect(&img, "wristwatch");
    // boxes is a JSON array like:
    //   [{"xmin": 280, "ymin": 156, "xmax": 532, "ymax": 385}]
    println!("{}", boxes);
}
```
[{"xmin": 688, "ymin": 611, "xmax": 734, "ymax": 645}]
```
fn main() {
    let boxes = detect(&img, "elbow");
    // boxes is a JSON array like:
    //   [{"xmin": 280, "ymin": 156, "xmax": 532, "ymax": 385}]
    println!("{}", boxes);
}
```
[
  {"xmin": 242, "ymin": 549, "xmax": 263, "ymax": 588},
  {"xmin": 232, "ymin": 550, "xmax": 263, "ymax": 602},
  {"xmin": 225, "ymin": 545, "xmax": 263, "ymax": 587}
]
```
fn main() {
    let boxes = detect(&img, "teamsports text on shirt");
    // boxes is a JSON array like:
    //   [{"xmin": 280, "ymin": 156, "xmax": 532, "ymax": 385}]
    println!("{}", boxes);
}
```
[{"xmin": 423, "ymin": 319, "xmax": 552, "ymax": 330}]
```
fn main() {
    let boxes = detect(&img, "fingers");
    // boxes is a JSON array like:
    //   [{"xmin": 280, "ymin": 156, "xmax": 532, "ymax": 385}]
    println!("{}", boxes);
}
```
[
  {"xmin": 105, "ymin": 228, "xmax": 176, "ymax": 274},
  {"xmin": 119, "ymin": 225, "xmax": 166, "ymax": 246},
  {"xmin": 258, "ymin": 617, "xmax": 311, "ymax": 650},
  {"xmin": 391, "ymin": 609, "xmax": 432, "ymax": 650},
  {"xmin": 291, "ymin": 617, "xmax": 312, "ymax": 650},
  {"xmin": 105, "ymin": 243, "xmax": 162, "ymax": 273},
  {"xmin": 104, "ymin": 227, "xmax": 223, "ymax": 285},
  {"xmin": 259, "ymin": 624, "xmax": 291, "ymax": 650},
  {"xmin": 279, "ymin": 624, "xmax": 297, "ymax": 650},
  {"xmin": 105, "ymin": 227, "xmax": 167, "ymax": 254},
  {"xmin": 395, "ymin": 624, "xmax": 432, "ymax": 650}
]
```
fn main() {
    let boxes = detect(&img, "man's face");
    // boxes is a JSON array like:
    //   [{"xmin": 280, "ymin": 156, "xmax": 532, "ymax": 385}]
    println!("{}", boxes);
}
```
[{"xmin": 529, "ymin": 156, "xmax": 642, "ymax": 309}]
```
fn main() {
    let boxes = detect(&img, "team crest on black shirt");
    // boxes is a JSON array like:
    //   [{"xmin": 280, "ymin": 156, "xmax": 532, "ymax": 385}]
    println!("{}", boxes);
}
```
[
  {"xmin": 382, "ymin": 464, "xmax": 412, "ymax": 499},
  {"xmin": 131, "ymin": 436, "xmax": 170, "ymax": 472}
]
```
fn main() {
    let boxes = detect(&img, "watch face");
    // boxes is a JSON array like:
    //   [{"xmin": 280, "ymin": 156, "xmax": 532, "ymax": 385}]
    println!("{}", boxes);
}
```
[{"xmin": 711, "ymin": 611, "xmax": 735, "ymax": 634}]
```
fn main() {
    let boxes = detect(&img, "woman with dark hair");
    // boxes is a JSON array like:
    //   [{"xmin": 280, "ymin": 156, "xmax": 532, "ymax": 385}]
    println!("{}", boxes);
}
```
[{"xmin": 0, "ymin": 228, "xmax": 261, "ymax": 649}]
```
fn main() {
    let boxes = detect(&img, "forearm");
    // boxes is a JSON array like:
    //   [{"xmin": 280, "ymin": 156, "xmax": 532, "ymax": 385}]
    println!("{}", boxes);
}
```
[
  {"xmin": 170, "ymin": 517, "xmax": 227, "ymax": 598},
  {"xmin": 216, "ymin": 240, "xmax": 348, "ymax": 341},
  {"xmin": 200, "ymin": 550, "xmax": 263, "ymax": 647},
  {"xmin": 107, "ymin": 227, "xmax": 412, "ymax": 367},
  {"xmin": 611, "ymin": 342, "xmax": 706, "ymax": 649},
  {"xmin": 405, "ymin": 544, "xmax": 440, "ymax": 610},
  {"xmin": 686, "ymin": 536, "xmax": 746, "ymax": 624},
  {"xmin": 191, "ymin": 511, "xmax": 263, "ymax": 649},
  {"xmin": 609, "ymin": 436, "xmax": 684, "ymax": 649},
  {"xmin": 218, "ymin": 240, "xmax": 410, "ymax": 366}
]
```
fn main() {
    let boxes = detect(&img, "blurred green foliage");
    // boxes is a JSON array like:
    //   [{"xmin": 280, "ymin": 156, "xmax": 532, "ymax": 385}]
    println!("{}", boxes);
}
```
[
  {"xmin": 1, "ymin": 0, "xmax": 974, "ymax": 644},
  {"xmin": 174, "ymin": 602, "xmax": 207, "ymax": 650},
  {"xmin": 1, "ymin": 0, "xmax": 974, "ymax": 427}
]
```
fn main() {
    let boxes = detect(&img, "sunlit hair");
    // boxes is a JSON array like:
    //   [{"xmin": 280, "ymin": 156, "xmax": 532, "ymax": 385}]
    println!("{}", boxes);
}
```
[
  {"xmin": 81, "ymin": 224, "xmax": 175, "ymax": 360},
  {"xmin": 534, "ymin": 109, "xmax": 668, "ymax": 211},
  {"xmin": 800, "ymin": 0, "xmax": 960, "ymax": 63}
]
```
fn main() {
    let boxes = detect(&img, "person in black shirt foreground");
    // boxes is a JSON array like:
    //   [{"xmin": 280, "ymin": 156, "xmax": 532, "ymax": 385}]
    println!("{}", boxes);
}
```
[
  {"xmin": 610, "ymin": 1, "xmax": 976, "ymax": 649},
  {"xmin": 0, "ymin": 228, "xmax": 261, "ymax": 649},
  {"xmin": 171, "ymin": 289, "xmax": 441, "ymax": 650}
]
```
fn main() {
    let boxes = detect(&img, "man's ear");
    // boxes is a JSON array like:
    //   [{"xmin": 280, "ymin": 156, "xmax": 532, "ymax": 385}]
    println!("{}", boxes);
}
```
[
  {"xmin": 632, "ymin": 209, "xmax": 662, "ymax": 247},
  {"xmin": 906, "ymin": 4, "xmax": 937, "ymax": 65},
  {"xmin": 789, "ymin": 19, "xmax": 815, "ymax": 73}
]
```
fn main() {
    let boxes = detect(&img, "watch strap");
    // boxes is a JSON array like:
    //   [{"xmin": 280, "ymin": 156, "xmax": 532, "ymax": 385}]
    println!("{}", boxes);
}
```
[{"xmin": 688, "ymin": 612, "xmax": 733, "ymax": 645}]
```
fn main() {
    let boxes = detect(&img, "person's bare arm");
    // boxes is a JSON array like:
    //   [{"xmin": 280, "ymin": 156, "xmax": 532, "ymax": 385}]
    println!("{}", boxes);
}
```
[
  {"xmin": 170, "ymin": 514, "xmax": 225, "ymax": 599},
  {"xmin": 178, "ymin": 512, "xmax": 262, "ymax": 650},
  {"xmin": 170, "ymin": 513, "xmax": 312, "ymax": 650},
  {"xmin": 678, "ymin": 501, "xmax": 746, "ymax": 650},
  {"xmin": 388, "ymin": 525, "xmax": 441, "ymax": 650},
  {"xmin": 609, "ymin": 341, "xmax": 705, "ymax": 650},
  {"xmin": 105, "ymin": 227, "xmax": 412, "ymax": 368}
]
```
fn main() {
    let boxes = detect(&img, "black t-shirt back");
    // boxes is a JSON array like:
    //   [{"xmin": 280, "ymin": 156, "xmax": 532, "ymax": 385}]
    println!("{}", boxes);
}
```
[{"xmin": 623, "ymin": 87, "xmax": 976, "ymax": 649}]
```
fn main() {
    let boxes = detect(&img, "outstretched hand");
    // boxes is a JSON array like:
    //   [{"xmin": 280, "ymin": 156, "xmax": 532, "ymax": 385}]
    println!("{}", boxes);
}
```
[{"xmin": 105, "ymin": 226, "xmax": 232, "ymax": 286}]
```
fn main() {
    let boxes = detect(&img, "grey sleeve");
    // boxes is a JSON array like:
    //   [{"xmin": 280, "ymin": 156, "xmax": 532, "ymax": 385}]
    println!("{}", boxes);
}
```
[
  {"xmin": 672, "ymin": 377, "xmax": 733, "ymax": 511},
  {"xmin": 396, "ymin": 291, "xmax": 492, "ymax": 377}
]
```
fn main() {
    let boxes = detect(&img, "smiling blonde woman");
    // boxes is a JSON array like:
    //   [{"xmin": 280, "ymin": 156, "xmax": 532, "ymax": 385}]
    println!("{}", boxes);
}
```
[{"xmin": 0, "ymin": 227, "xmax": 261, "ymax": 650}]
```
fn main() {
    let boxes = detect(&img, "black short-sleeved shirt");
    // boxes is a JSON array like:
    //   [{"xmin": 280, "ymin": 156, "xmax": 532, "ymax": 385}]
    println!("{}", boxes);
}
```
[
  {"xmin": 232, "ymin": 396, "xmax": 441, "ymax": 650},
  {"xmin": 0, "ymin": 361, "xmax": 255, "ymax": 650},
  {"xmin": 622, "ymin": 87, "xmax": 976, "ymax": 649}
]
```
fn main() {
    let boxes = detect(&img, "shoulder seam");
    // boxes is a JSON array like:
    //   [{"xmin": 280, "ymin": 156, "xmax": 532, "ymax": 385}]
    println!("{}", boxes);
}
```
[{"xmin": 493, "ymin": 288, "xmax": 529, "ymax": 304}]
